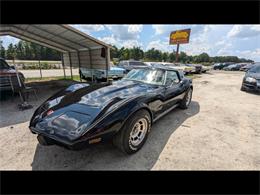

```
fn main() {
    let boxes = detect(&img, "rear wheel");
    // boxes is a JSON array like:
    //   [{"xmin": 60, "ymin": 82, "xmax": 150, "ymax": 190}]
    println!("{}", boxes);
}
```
[
  {"xmin": 113, "ymin": 110, "xmax": 151, "ymax": 154},
  {"xmin": 179, "ymin": 88, "xmax": 193, "ymax": 109}
]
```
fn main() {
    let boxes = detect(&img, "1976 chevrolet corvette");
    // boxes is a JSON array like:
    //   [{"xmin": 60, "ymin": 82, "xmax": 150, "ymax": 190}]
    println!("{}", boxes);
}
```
[{"xmin": 29, "ymin": 65, "xmax": 193, "ymax": 154}]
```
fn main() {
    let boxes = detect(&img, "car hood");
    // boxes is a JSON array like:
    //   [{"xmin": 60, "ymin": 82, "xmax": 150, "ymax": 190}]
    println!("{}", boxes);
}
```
[
  {"xmin": 246, "ymin": 72, "xmax": 260, "ymax": 79},
  {"xmin": 0, "ymin": 68, "xmax": 17, "ymax": 75}
]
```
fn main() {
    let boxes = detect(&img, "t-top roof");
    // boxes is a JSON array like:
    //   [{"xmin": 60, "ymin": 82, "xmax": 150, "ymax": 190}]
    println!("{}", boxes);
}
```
[{"xmin": 0, "ymin": 25, "xmax": 112, "ymax": 53}]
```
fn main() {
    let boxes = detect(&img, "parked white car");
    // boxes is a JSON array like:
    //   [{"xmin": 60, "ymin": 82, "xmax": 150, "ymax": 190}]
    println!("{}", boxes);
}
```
[{"xmin": 79, "ymin": 62, "xmax": 126, "ymax": 81}]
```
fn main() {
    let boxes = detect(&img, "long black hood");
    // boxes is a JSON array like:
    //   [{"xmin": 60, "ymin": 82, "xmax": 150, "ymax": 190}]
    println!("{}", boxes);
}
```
[
  {"xmin": 246, "ymin": 72, "xmax": 260, "ymax": 80},
  {"xmin": 41, "ymin": 80, "xmax": 159, "ymax": 111}
]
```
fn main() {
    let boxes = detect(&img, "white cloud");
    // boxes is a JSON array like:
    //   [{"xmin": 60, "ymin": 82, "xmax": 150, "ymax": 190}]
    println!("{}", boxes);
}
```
[
  {"xmin": 122, "ymin": 40, "xmax": 143, "ymax": 48},
  {"xmin": 215, "ymin": 40, "xmax": 226, "ymax": 46},
  {"xmin": 98, "ymin": 36, "xmax": 117, "ymax": 46},
  {"xmin": 0, "ymin": 36, "xmax": 20, "ymax": 48},
  {"xmin": 128, "ymin": 25, "xmax": 143, "ymax": 33},
  {"xmin": 236, "ymin": 48, "xmax": 260, "ymax": 61},
  {"xmin": 98, "ymin": 36, "xmax": 143, "ymax": 49},
  {"xmin": 146, "ymin": 40, "xmax": 171, "ymax": 52},
  {"xmin": 105, "ymin": 25, "xmax": 143, "ymax": 41},
  {"xmin": 228, "ymin": 25, "xmax": 260, "ymax": 38},
  {"xmin": 152, "ymin": 25, "xmax": 210, "ymax": 36},
  {"xmin": 72, "ymin": 25, "xmax": 105, "ymax": 34}
]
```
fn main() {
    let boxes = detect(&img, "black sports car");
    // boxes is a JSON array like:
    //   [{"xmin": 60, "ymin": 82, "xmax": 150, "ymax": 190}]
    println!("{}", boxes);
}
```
[
  {"xmin": 241, "ymin": 65, "xmax": 260, "ymax": 92},
  {"xmin": 29, "ymin": 66, "xmax": 193, "ymax": 154}
]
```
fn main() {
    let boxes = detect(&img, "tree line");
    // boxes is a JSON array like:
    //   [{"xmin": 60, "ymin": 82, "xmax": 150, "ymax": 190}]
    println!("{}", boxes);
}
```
[
  {"xmin": 0, "ymin": 40, "xmax": 61, "ymax": 61},
  {"xmin": 0, "ymin": 40, "xmax": 254, "ymax": 63},
  {"xmin": 110, "ymin": 45, "xmax": 253, "ymax": 63}
]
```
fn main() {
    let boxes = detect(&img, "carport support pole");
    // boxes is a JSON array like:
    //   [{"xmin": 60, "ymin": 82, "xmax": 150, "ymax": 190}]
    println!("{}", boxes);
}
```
[
  {"xmin": 61, "ymin": 53, "xmax": 66, "ymax": 79},
  {"xmin": 68, "ymin": 52, "xmax": 73, "ymax": 80},
  {"xmin": 38, "ymin": 60, "xmax": 42, "ymax": 79},
  {"xmin": 175, "ymin": 43, "xmax": 180, "ymax": 63},
  {"xmin": 88, "ymin": 49, "xmax": 93, "ymax": 82},
  {"xmin": 105, "ymin": 47, "xmax": 110, "ymax": 82},
  {"xmin": 38, "ymin": 46, "xmax": 42, "ymax": 79},
  {"xmin": 77, "ymin": 51, "xmax": 82, "ymax": 82}
]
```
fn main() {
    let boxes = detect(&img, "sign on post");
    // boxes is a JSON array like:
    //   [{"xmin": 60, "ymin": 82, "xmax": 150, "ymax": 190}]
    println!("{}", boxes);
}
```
[
  {"xmin": 169, "ymin": 29, "xmax": 191, "ymax": 45},
  {"xmin": 169, "ymin": 29, "xmax": 191, "ymax": 62}
]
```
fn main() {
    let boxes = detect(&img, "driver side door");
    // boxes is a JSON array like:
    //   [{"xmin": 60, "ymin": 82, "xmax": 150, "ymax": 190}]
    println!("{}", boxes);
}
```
[{"xmin": 163, "ymin": 70, "xmax": 184, "ymax": 111}]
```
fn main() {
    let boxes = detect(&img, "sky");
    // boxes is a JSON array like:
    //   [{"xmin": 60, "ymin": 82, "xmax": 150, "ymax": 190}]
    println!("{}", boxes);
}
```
[{"xmin": 1, "ymin": 25, "xmax": 260, "ymax": 61}]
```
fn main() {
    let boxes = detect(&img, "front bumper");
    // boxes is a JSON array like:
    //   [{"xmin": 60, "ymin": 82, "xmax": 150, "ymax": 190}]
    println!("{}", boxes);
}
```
[
  {"xmin": 30, "ymin": 126, "xmax": 113, "ymax": 150},
  {"xmin": 195, "ymin": 67, "xmax": 202, "ymax": 73},
  {"xmin": 242, "ymin": 81, "xmax": 260, "ymax": 92},
  {"xmin": 30, "ymin": 127, "xmax": 88, "ymax": 150}
]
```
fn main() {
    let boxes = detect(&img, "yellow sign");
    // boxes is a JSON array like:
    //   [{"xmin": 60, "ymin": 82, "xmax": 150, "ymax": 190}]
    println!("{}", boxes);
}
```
[{"xmin": 170, "ymin": 29, "xmax": 191, "ymax": 45}]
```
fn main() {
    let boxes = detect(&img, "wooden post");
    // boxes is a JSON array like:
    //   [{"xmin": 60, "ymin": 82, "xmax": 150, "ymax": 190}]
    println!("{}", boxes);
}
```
[
  {"xmin": 61, "ymin": 53, "xmax": 66, "ymax": 78},
  {"xmin": 175, "ymin": 43, "xmax": 180, "ymax": 63},
  {"xmin": 68, "ymin": 52, "xmax": 73, "ymax": 80}
]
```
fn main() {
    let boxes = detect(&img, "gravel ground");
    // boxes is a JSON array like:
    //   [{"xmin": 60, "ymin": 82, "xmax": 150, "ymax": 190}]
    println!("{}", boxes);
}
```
[{"xmin": 0, "ymin": 71, "xmax": 259, "ymax": 170}]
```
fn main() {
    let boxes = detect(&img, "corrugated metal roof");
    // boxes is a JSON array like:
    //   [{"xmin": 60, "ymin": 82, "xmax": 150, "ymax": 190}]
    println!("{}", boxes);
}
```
[{"xmin": 0, "ymin": 25, "xmax": 112, "ymax": 53}]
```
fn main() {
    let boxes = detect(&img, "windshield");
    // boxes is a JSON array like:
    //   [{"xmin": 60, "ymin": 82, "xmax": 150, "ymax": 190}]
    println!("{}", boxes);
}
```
[
  {"xmin": 0, "ymin": 59, "xmax": 10, "ymax": 69},
  {"xmin": 123, "ymin": 69, "xmax": 165, "ymax": 85},
  {"xmin": 248, "ymin": 65, "xmax": 260, "ymax": 73}
]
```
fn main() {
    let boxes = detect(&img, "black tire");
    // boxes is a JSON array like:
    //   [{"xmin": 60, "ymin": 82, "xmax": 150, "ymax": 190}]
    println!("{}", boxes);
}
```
[
  {"xmin": 179, "ymin": 88, "xmax": 193, "ymax": 109},
  {"xmin": 241, "ymin": 86, "xmax": 246, "ymax": 91},
  {"xmin": 113, "ymin": 109, "xmax": 151, "ymax": 154}
]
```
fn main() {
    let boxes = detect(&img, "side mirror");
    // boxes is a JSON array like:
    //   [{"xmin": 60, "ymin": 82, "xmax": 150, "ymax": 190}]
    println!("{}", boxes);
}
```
[{"xmin": 10, "ymin": 65, "xmax": 15, "ymax": 69}]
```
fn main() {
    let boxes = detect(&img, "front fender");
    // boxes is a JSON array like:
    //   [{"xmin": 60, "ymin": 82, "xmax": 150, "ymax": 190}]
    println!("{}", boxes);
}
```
[
  {"xmin": 121, "ymin": 101, "xmax": 153, "ymax": 128},
  {"xmin": 78, "ymin": 95, "xmax": 152, "ymax": 141}
]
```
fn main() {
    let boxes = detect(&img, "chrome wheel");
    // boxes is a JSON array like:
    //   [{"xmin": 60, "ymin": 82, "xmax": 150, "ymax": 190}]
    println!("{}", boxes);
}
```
[
  {"xmin": 186, "ymin": 89, "xmax": 192, "ymax": 106},
  {"xmin": 129, "ymin": 118, "xmax": 148, "ymax": 147}
]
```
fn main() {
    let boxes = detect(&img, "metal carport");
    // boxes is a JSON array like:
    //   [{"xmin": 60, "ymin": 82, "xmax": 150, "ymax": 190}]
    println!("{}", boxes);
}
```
[{"xmin": 0, "ymin": 25, "xmax": 112, "ymax": 81}]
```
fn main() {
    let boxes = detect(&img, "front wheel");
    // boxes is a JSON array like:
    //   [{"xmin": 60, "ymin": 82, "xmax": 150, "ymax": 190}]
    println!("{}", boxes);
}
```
[
  {"xmin": 113, "ymin": 109, "xmax": 151, "ymax": 154},
  {"xmin": 179, "ymin": 88, "xmax": 193, "ymax": 109}
]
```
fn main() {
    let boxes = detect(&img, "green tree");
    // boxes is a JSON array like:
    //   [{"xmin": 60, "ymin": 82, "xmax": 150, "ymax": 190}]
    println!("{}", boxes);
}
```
[
  {"xmin": 6, "ymin": 43, "xmax": 16, "ymax": 60},
  {"xmin": 162, "ymin": 52, "xmax": 169, "ymax": 62},
  {"xmin": 196, "ymin": 52, "xmax": 210, "ymax": 62},
  {"xmin": 179, "ymin": 51, "xmax": 188, "ymax": 63},
  {"xmin": 110, "ymin": 45, "xmax": 119, "ymax": 59},
  {"xmin": 0, "ymin": 41, "xmax": 5, "ymax": 58},
  {"xmin": 129, "ymin": 47, "xmax": 144, "ymax": 60}
]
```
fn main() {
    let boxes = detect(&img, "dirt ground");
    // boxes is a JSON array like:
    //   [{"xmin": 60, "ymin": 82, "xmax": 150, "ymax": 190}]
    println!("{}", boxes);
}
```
[{"xmin": 0, "ymin": 71, "xmax": 259, "ymax": 170}]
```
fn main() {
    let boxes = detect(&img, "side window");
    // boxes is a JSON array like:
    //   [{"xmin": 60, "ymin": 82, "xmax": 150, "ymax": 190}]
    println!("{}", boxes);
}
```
[{"xmin": 165, "ymin": 71, "xmax": 180, "ymax": 85}]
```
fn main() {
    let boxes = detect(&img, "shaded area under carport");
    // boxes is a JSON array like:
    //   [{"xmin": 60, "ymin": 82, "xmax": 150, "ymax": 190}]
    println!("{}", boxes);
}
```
[{"xmin": 0, "ymin": 79, "xmax": 77, "ymax": 128}]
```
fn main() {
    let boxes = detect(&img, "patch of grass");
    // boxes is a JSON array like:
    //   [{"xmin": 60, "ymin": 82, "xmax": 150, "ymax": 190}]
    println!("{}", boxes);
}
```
[{"xmin": 186, "ymin": 74, "xmax": 201, "ymax": 79}]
